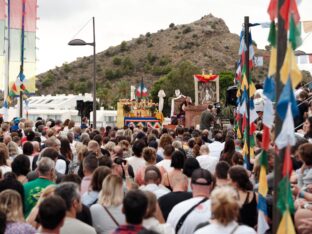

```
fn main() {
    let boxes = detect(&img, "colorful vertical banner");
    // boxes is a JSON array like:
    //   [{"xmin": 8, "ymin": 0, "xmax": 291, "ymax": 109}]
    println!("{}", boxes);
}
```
[
  {"xmin": 0, "ymin": 0, "xmax": 5, "ymax": 90},
  {"xmin": 235, "ymin": 28, "xmax": 257, "ymax": 168},
  {"xmin": 7, "ymin": 0, "xmax": 37, "ymax": 95},
  {"xmin": 267, "ymin": 0, "xmax": 302, "ymax": 233}
]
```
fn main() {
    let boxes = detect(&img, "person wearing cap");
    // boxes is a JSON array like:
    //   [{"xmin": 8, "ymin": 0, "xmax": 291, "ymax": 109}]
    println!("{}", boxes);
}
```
[{"xmin": 166, "ymin": 168, "xmax": 213, "ymax": 234}]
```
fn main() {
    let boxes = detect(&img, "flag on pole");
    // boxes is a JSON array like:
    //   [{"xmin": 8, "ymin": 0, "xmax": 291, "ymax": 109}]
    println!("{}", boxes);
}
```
[{"xmin": 136, "ymin": 79, "xmax": 148, "ymax": 98}]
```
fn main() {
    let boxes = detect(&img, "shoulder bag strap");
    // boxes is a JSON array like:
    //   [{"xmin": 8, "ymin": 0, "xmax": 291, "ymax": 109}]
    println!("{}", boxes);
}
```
[
  {"xmin": 229, "ymin": 224, "xmax": 239, "ymax": 234},
  {"xmin": 175, "ymin": 197, "xmax": 208, "ymax": 233},
  {"xmin": 103, "ymin": 206, "xmax": 120, "ymax": 227}
]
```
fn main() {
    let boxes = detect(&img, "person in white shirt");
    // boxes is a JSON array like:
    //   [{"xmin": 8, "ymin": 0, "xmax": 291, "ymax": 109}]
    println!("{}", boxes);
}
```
[
  {"xmin": 194, "ymin": 186, "xmax": 256, "ymax": 234},
  {"xmin": 207, "ymin": 133, "xmax": 224, "ymax": 159},
  {"xmin": 156, "ymin": 144, "xmax": 175, "ymax": 172},
  {"xmin": 196, "ymin": 145, "xmax": 218, "ymax": 174},
  {"xmin": 127, "ymin": 140, "xmax": 146, "ymax": 175},
  {"xmin": 167, "ymin": 168, "xmax": 213, "ymax": 234},
  {"xmin": 140, "ymin": 166, "xmax": 170, "ymax": 199}
]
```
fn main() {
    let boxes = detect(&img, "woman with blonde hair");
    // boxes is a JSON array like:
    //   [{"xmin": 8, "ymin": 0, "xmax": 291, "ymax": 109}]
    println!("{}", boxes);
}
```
[
  {"xmin": 26, "ymin": 185, "xmax": 56, "ymax": 228},
  {"xmin": 82, "ymin": 166, "xmax": 112, "ymax": 207},
  {"xmin": 90, "ymin": 174, "xmax": 125, "ymax": 234},
  {"xmin": 0, "ymin": 189, "xmax": 36, "ymax": 234},
  {"xmin": 195, "ymin": 186, "xmax": 256, "ymax": 234},
  {"xmin": 143, "ymin": 191, "xmax": 174, "ymax": 234}
]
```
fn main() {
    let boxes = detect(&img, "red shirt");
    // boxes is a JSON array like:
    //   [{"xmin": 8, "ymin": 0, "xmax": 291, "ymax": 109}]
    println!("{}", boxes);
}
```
[{"xmin": 112, "ymin": 224, "xmax": 145, "ymax": 234}]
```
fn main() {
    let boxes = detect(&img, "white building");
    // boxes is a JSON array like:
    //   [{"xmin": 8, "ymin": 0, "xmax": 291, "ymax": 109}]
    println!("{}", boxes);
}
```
[{"xmin": 4, "ymin": 93, "xmax": 117, "ymax": 127}]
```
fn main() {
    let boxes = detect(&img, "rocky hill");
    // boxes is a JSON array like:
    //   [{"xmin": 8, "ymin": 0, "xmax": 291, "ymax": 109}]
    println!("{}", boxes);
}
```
[{"xmin": 36, "ymin": 14, "xmax": 271, "ymax": 107}]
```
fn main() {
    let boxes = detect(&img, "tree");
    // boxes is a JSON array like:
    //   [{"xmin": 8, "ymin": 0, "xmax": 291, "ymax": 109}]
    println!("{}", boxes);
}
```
[
  {"xmin": 150, "ymin": 60, "xmax": 200, "ymax": 116},
  {"xmin": 218, "ymin": 71, "xmax": 235, "ymax": 104}
]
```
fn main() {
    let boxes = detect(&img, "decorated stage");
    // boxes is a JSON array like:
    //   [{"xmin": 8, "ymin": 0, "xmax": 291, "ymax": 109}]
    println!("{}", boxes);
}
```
[{"xmin": 124, "ymin": 117, "xmax": 161, "ymax": 128}]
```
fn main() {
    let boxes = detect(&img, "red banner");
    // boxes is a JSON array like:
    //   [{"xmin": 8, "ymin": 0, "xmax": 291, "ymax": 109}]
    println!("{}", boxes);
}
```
[
  {"xmin": 10, "ymin": 0, "xmax": 37, "ymax": 32},
  {"xmin": 0, "ymin": 0, "xmax": 5, "ymax": 20},
  {"xmin": 194, "ymin": 74, "xmax": 219, "ymax": 83}
]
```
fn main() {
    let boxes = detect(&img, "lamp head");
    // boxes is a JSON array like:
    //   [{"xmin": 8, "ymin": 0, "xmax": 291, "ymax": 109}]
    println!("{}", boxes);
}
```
[{"xmin": 68, "ymin": 39, "xmax": 87, "ymax": 46}]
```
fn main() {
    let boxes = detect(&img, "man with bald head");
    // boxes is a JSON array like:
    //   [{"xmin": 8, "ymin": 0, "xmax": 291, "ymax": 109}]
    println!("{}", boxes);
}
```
[{"xmin": 158, "ymin": 173, "xmax": 192, "ymax": 221}]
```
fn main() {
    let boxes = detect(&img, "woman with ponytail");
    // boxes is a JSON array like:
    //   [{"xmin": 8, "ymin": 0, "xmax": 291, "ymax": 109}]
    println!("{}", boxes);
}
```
[{"xmin": 228, "ymin": 166, "xmax": 258, "ymax": 229}]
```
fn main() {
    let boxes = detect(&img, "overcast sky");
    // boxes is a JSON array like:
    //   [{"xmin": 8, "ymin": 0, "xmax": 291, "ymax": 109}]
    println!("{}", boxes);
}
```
[{"xmin": 36, "ymin": 0, "xmax": 312, "ymax": 74}]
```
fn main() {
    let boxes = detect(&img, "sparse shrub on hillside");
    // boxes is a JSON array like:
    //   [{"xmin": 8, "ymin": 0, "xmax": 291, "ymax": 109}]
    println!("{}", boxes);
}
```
[
  {"xmin": 159, "ymin": 57, "xmax": 171, "ymax": 66},
  {"xmin": 175, "ymin": 35, "xmax": 179, "ymax": 39},
  {"xmin": 105, "ymin": 69, "xmax": 115, "ymax": 80},
  {"xmin": 112, "ymin": 56, "xmax": 122, "ymax": 65},
  {"xmin": 136, "ymin": 37, "xmax": 144, "ymax": 44},
  {"xmin": 105, "ymin": 68, "xmax": 124, "ymax": 80},
  {"xmin": 77, "ymin": 62, "xmax": 87, "ymax": 69},
  {"xmin": 147, "ymin": 53, "xmax": 157, "ymax": 65},
  {"xmin": 63, "ymin": 63, "xmax": 71, "ymax": 73},
  {"xmin": 41, "ymin": 72, "xmax": 54, "ymax": 87},
  {"xmin": 211, "ymin": 22, "xmax": 217, "ymax": 30},
  {"xmin": 144, "ymin": 64, "xmax": 152, "ymax": 72},
  {"xmin": 79, "ymin": 76, "xmax": 86, "ymax": 82},
  {"xmin": 122, "ymin": 57, "xmax": 134, "ymax": 75},
  {"xmin": 147, "ymin": 42, "xmax": 153, "ymax": 48},
  {"xmin": 104, "ymin": 49, "xmax": 115, "ymax": 57},
  {"xmin": 178, "ymin": 41, "xmax": 195, "ymax": 50},
  {"xmin": 120, "ymin": 41, "xmax": 127, "ymax": 52},
  {"xmin": 169, "ymin": 23, "xmax": 175, "ymax": 28},
  {"xmin": 192, "ymin": 34, "xmax": 198, "ymax": 38},
  {"xmin": 182, "ymin": 26, "xmax": 192, "ymax": 34},
  {"xmin": 146, "ymin": 32, "xmax": 151, "ymax": 37}
]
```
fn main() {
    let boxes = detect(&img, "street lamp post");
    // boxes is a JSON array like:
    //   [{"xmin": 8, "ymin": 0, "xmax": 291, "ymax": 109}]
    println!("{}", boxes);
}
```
[{"xmin": 68, "ymin": 17, "xmax": 97, "ymax": 129}]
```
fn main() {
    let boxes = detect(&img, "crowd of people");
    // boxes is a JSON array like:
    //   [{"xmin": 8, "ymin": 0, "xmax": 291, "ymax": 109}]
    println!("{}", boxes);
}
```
[{"xmin": 0, "ymin": 86, "xmax": 311, "ymax": 234}]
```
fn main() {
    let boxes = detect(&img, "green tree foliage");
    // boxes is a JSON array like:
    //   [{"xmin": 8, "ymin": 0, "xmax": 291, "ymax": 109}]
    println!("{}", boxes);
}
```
[
  {"xmin": 150, "ymin": 60, "xmax": 200, "ymax": 116},
  {"xmin": 218, "ymin": 71, "xmax": 235, "ymax": 103},
  {"xmin": 151, "ymin": 65, "xmax": 172, "ymax": 76}
]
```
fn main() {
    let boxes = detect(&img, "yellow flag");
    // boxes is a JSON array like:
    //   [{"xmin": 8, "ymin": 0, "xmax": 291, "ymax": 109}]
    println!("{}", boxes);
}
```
[
  {"xmin": 258, "ymin": 165, "xmax": 268, "ymax": 197},
  {"xmin": 280, "ymin": 42, "xmax": 302, "ymax": 88},
  {"xmin": 241, "ymin": 74, "xmax": 249, "ymax": 90},
  {"xmin": 277, "ymin": 210, "xmax": 296, "ymax": 234},
  {"xmin": 249, "ymin": 82, "xmax": 256, "ymax": 97},
  {"xmin": 236, "ymin": 88, "xmax": 241, "ymax": 98},
  {"xmin": 250, "ymin": 147, "xmax": 255, "ymax": 158},
  {"xmin": 242, "ymin": 140, "xmax": 248, "ymax": 155},
  {"xmin": 237, "ymin": 127, "xmax": 242, "ymax": 139},
  {"xmin": 268, "ymin": 47, "xmax": 277, "ymax": 76}
]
